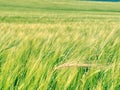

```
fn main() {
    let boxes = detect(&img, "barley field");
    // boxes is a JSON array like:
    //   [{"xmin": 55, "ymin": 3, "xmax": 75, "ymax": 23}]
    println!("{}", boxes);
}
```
[{"xmin": 0, "ymin": 0, "xmax": 120, "ymax": 90}]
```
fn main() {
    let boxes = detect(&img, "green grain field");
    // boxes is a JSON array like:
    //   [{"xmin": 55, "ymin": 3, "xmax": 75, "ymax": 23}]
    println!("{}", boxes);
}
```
[{"xmin": 0, "ymin": 0, "xmax": 120, "ymax": 90}]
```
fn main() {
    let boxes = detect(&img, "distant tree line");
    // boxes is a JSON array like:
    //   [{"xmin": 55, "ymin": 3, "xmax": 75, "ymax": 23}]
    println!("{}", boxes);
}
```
[{"xmin": 92, "ymin": 0, "xmax": 120, "ymax": 1}]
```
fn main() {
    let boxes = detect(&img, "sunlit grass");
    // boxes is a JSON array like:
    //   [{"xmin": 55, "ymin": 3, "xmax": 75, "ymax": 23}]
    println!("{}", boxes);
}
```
[
  {"xmin": 1, "ymin": 21, "xmax": 120, "ymax": 89},
  {"xmin": 1, "ymin": 0, "xmax": 120, "ymax": 90}
]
